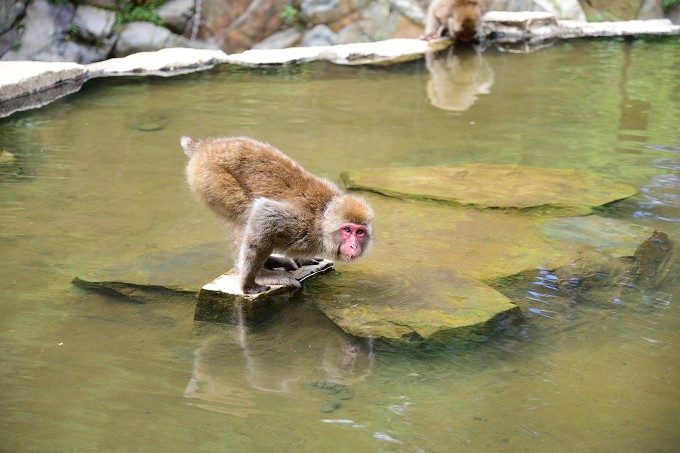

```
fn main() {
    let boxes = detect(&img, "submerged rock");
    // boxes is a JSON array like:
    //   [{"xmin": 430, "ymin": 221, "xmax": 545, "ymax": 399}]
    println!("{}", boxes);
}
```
[
  {"xmin": 310, "ymin": 380, "xmax": 355, "ymax": 400},
  {"xmin": 320, "ymin": 400, "xmax": 342, "ymax": 413},
  {"xmin": 0, "ymin": 150, "xmax": 17, "ymax": 163},
  {"xmin": 341, "ymin": 164, "xmax": 637, "ymax": 215},
  {"xmin": 72, "ymin": 242, "xmax": 229, "ymax": 301}
]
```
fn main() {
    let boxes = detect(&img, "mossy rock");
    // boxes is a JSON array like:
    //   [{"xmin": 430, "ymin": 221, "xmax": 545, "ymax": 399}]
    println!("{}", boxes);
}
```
[
  {"xmin": 72, "ymin": 242, "xmax": 228, "ymax": 301},
  {"xmin": 341, "ymin": 164, "xmax": 637, "ymax": 215}
]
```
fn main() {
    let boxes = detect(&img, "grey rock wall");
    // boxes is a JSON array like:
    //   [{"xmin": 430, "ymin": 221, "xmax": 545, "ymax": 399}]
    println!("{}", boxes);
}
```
[{"xmin": 0, "ymin": 0, "xmax": 676, "ymax": 63}]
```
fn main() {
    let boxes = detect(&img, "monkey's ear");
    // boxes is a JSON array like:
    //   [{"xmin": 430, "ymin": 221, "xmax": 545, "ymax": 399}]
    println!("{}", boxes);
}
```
[{"xmin": 181, "ymin": 136, "xmax": 197, "ymax": 157}]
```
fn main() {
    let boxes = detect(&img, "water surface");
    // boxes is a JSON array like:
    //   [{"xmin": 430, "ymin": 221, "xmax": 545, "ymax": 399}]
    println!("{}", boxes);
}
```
[{"xmin": 1, "ymin": 38, "xmax": 679, "ymax": 451}]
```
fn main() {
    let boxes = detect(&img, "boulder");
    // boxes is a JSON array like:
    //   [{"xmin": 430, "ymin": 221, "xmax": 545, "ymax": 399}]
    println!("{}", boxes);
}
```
[
  {"xmin": 578, "ymin": 0, "xmax": 647, "ymax": 21},
  {"xmin": 113, "ymin": 21, "xmax": 192, "ymax": 58},
  {"xmin": 157, "ymin": 0, "xmax": 195, "ymax": 34},
  {"xmin": 341, "ymin": 164, "xmax": 637, "ymax": 215},
  {"xmin": 73, "ymin": 4, "xmax": 116, "ymax": 43},
  {"xmin": 199, "ymin": 0, "xmax": 289, "ymax": 52},
  {"xmin": 301, "ymin": 24, "xmax": 336, "ymax": 46},
  {"xmin": 1, "ymin": 0, "xmax": 75, "ymax": 62},
  {"xmin": 0, "ymin": 0, "xmax": 26, "ymax": 35},
  {"xmin": 389, "ymin": 0, "xmax": 427, "ymax": 24},
  {"xmin": 301, "ymin": 0, "xmax": 372, "ymax": 25},
  {"xmin": 252, "ymin": 28, "xmax": 303, "ymax": 49}
]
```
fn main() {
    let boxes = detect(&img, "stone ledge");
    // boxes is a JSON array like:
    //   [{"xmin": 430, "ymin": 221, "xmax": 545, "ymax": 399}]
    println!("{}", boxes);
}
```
[
  {"xmin": 0, "ymin": 61, "xmax": 85, "ymax": 103},
  {"xmin": 1, "ymin": 14, "xmax": 678, "ymax": 118}
]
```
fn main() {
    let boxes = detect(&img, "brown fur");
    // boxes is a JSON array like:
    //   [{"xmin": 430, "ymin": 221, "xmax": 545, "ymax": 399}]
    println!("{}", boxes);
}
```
[
  {"xmin": 421, "ymin": 0, "xmax": 489, "ymax": 41},
  {"xmin": 182, "ymin": 136, "xmax": 374, "ymax": 294}
]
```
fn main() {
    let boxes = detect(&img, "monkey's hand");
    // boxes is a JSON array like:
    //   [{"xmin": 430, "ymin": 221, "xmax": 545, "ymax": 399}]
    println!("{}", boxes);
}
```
[{"xmin": 264, "ymin": 255, "xmax": 299, "ymax": 271}]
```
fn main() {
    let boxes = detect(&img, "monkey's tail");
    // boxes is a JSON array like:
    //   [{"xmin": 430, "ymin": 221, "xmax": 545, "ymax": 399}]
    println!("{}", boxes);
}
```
[{"xmin": 180, "ymin": 136, "xmax": 198, "ymax": 157}]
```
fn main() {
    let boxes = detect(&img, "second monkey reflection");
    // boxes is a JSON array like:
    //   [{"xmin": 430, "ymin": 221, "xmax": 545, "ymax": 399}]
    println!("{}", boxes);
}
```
[{"xmin": 426, "ymin": 46, "xmax": 494, "ymax": 112}]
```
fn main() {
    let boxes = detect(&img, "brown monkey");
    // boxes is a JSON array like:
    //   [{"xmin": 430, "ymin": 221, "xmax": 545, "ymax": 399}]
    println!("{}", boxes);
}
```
[
  {"xmin": 421, "ymin": 0, "xmax": 489, "ymax": 42},
  {"xmin": 182, "ymin": 136, "xmax": 374, "ymax": 294}
]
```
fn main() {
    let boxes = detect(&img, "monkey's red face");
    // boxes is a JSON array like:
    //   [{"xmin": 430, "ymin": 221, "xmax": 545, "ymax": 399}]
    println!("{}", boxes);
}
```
[{"xmin": 338, "ymin": 223, "xmax": 368, "ymax": 262}]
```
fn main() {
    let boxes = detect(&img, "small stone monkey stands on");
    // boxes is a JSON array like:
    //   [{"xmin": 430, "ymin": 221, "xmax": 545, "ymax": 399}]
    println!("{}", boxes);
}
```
[{"xmin": 181, "ymin": 136, "xmax": 375, "ymax": 295}]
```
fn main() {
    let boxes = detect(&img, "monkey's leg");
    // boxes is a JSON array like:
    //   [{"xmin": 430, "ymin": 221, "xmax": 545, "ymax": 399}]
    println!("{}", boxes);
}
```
[
  {"xmin": 422, "ymin": 9, "xmax": 441, "ymax": 39},
  {"xmin": 238, "ymin": 241, "xmax": 273, "ymax": 294},
  {"xmin": 238, "ymin": 199, "xmax": 301, "ymax": 294}
]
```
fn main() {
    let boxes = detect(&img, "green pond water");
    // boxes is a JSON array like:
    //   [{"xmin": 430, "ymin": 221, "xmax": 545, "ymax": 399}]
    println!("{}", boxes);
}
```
[{"xmin": 1, "ymin": 39, "xmax": 679, "ymax": 451}]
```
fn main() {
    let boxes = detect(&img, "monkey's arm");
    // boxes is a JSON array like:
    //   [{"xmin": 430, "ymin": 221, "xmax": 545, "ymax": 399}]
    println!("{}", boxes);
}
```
[{"xmin": 422, "ymin": 1, "xmax": 444, "ymax": 38}]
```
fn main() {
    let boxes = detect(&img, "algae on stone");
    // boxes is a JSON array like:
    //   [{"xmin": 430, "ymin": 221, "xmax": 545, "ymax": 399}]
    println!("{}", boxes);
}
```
[
  {"xmin": 342, "ymin": 164, "xmax": 637, "ymax": 214},
  {"xmin": 311, "ymin": 266, "xmax": 518, "ymax": 342},
  {"xmin": 72, "ymin": 242, "xmax": 228, "ymax": 300}
]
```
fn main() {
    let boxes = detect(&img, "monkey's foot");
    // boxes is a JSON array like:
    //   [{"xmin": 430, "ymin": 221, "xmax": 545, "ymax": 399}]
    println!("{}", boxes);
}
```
[
  {"xmin": 243, "ymin": 283, "xmax": 271, "ymax": 294},
  {"xmin": 295, "ymin": 257, "xmax": 324, "ymax": 266}
]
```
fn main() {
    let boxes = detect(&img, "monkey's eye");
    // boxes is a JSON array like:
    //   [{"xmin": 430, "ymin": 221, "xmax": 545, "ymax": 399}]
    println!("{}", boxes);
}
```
[
  {"xmin": 356, "ymin": 229, "xmax": 366, "ymax": 236},
  {"xmin": 343, "ymin": 226, "xmax": 352, "ymax": 233}
]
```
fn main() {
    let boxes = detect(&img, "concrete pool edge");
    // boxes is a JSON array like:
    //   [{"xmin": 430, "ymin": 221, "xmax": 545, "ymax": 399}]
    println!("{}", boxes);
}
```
[{"xmin": 1, "ymin": 13, "xmax": 678, "ymax": 119}]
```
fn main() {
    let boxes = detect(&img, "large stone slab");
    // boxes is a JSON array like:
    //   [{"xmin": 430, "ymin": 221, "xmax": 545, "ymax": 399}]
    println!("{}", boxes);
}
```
[
  {"xmin": 341, "ymin": 164, "xmax": 637, "ymax": 215},
  {"xmin": 0, "ymin": 61, "xmax": 85, "ymax": 103},
  {"xmin": 72, "ymin": 242, "xmax": 229, "ymax": 300},
  {"xmin": 0, "ymin": 61, "xmax": 87, "ymax": 118},
  {"xmin": 312, "ymin": 268, "xmax": 518, "ymax": 342},
  {"xmin": 86, "ymin": 47, "xmax": 230, "ymax": 77},
  {"xmin": 481, "ymin": 12, "xmax": 680, "ymax": 41},
  {"xmin": 224, "ymin": 38, "xmax": 452, "ymax": 67},
  {"xmin": 558, "ymin": 18, "xmax": 680, "ymax": 38}
]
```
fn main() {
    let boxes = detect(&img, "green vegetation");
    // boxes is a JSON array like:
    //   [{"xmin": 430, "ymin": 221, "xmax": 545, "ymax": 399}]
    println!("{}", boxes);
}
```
[
  {"xmin": 280, "ymin": 4, "xmax": 299, "ymax": 23},
  {"xmin": 114, "ymin": 0, "xmax": 166, "ymax": 30},
  {"xmin": 65, "ymin": 23, "xmax": 78, "ymax": 41},
  {"xmin": 280, "ymin": 3, "xmax": 304, "ymax": 28},
  {"xmin": 663, "ymin": 0, "xmax": 680, "ymax": 10}
]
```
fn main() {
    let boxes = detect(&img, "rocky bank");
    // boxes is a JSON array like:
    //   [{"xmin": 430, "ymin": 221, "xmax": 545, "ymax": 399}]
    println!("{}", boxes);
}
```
[{"xmin": 1, "ymin": 0, "xmax": 679, "ymax": 64}]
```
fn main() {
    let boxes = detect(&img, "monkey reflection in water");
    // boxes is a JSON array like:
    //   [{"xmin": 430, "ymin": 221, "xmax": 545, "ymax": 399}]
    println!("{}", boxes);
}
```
[
  {"xmin": 426, "ymin": 45, "xmax": 494, "ymax": 112},
  {"xmin": 182, "ymin": 136, "xmax": 375, "ymax": 294},
  {"xmin": 184, "ymin": 303, "xmax": 375, "ymax": 416}
]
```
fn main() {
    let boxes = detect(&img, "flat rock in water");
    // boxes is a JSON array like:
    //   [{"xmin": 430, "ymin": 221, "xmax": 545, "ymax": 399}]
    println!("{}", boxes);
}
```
[
  {"xmin": 312, "ymin": 268, "xmax": 518, "ymax": 342},
  {"xmin": 342, "ymin": 164, "xmax": 636, "ymax": 214},
  {"xmin": 302, "ymin": 194, "xmax": 658, "ymax": 343},
  {"xmin": 72, "ymin": 242, "xmax": 228, "ymax": 300}
]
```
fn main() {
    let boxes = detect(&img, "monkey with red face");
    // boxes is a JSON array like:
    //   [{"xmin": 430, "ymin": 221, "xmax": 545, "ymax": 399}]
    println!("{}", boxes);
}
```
[{"xmin": 182, "ymin": 136, "xmax": 374, "ymax": 294}]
